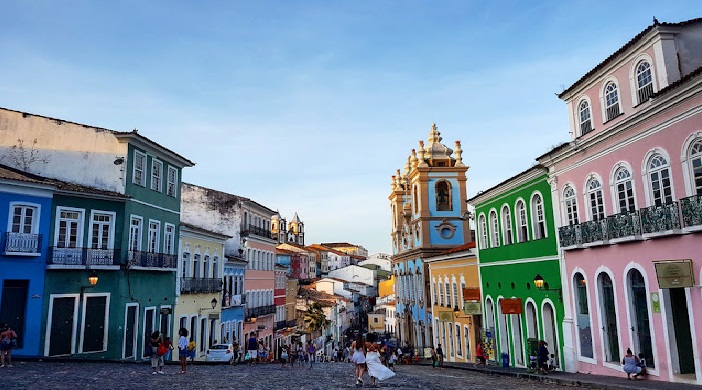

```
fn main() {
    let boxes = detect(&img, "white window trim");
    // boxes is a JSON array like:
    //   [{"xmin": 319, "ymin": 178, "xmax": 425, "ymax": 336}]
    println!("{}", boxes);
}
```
[
  {"xmin": 54, "ymin": 206, "xmax": 85, "ymax": 248},
  {"xmin": 44, "ymin": 294, "xmax": 79, "ymax": 357},
  {"xmin": 562, "ymin": 184, "xmax": 580, "ymax": 226},
  {"xmin": 524, "ymin": 298, "xmax": 541, "ymax": 340},
  {"xmin": 88, "ymin": 210, "xmax": 116, "ymax": 250},
  {"xmin": 478, "ymin": 213, "xmax": 488, "ymax": 249},
  {"xmin": 576, "ymin": 96, "xmax": 594, "ymax": 136},
  {"xmin": 500, "ymin": 205, "xmax": 513, "ymax": 245},
  {"xmin": 570, "ymin": 268, "xmax": 597, "ymax": 364},
  {"xmin": 582, "ymin": 173, "xmax": 606, "ymax": 221},
  {"xmin": 151, "ymin": 159, "xmax": 163, "ymax": 192},
  {"xmin": 680, "ymin": 131, "xmax": 702, "ymax": 197},
  {"xmin": 129, "ymin": 215, "xmax": 143, "ymax": 252},
  {"xmin": 540, "ymin": 299, "xmax": 563, "ymax": 368},
  {"xmin": 593, "ymin": 267, "xmax": 624, "ymax": 367},
  {"xmin": 622, "ymin": 263, "xmax": 659, "ymax": 377},
  {"xmin": 514, "ymin": 198, "xmax": 530, "ymax": 243},
  {"xmin": 608, "ymin": 161, "xmax": 638, "ymax": 214},
  {"xmin": 164, "ymin": 223, "xmax": 176, "ymax": 255},
  {"xmin": 640, "ymin": 147, "xmax": 675, "ymax": 207},
  {"xmin": 122, "ymin": 303, "xmax": 140, "ymax": 359},
  {"xmin": 167, "ymin": 166, "xmax": 178, "ymax": 197},
  {"xmin": 488, "ymin": 208, "xmax": 500, "ymax": 248},
  {"xmin": 599, "ymin": 76, "xmax": 622, "ymax": 123},
  {"xmin": 530, "ymin": 191, "xmax": 548, "ymax": 239},
  {"xmin": 148, "ymin": 219, "xmax": 161, "ymax": 253},
  {"xmin": 142, "ymin": 306, "xmax": 157, "ymax": 358},
  {"xmin": 7, "ymin": 201, "xmax": 41, "ymax": 234},
  {"xmin": 132, "ymin": 150, "xmax": 147, "ymax": 187},
  {"xmin": 628, "ymin": 53, "xmax": 657, "ymax": 106},
  {"xmin": 79, "ymin": 292, "xmax": 111, "ymax": 353}
]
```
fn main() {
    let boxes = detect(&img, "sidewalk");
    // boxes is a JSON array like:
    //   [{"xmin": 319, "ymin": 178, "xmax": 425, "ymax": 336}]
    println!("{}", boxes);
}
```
[{"xmin": 415, "ymin": 361, "xmax": 701, "ymax": 390}]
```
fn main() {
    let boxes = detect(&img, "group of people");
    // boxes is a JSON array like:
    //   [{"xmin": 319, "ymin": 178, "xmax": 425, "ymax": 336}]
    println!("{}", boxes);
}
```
[
  {"xmin": 622, "ymin": 348, "xmax": 647, "ymax": 380},
  {"xmin": 146, "ymin": 330, "xmax": 175, "ymax": 375},
  {"xmin": 350, "ymin": 334, "xmax": 396, "ymax": 386},
  {"xmin": 0, "ymin": 323, "xmax": 18, "ymax": 368}
]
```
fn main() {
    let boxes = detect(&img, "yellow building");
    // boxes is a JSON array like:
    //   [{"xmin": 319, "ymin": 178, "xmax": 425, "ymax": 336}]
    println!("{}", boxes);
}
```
[
  {"xmin": 378, "ymin": 275, "xmax": 394, "ymax": 299},
  {"xmin": 176, "ymin": 223, "xmax": 229, "ymax": 361},
  {"xmin": 368, "ymin": 309, "xmax": 386, "ymax": 333},
  {"xmin": 426, "ymin": 243, "xmax": 480, "ymax": 363}
]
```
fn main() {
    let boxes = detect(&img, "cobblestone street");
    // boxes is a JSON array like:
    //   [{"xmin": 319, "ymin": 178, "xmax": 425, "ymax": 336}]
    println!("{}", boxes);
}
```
[{"xmin": 1, "ymin": 361, "xmax": 577, "ymax": 390}]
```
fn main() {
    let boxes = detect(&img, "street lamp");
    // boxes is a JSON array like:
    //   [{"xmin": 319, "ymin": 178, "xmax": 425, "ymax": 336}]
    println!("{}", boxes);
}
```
[
  {"xmin": 80, "ymin": 270, "xmax": 99, "ymax": 297},
  {"xmin": 199, "ymin": 298, "xmax": 218, "ymax": 315},
  {"xmin": 533, "ymin": 274, "xmax": 562, "ymax": 300}
]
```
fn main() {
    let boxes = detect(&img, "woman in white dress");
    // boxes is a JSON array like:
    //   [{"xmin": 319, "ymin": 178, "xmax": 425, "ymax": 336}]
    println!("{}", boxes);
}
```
[
  {"xmin": 351, "ymin": 335, "xmax": 367, "ymax": 385},
  {"xmin": 365, "ymin": 342, "xmax": 396, "ymax": 386}
]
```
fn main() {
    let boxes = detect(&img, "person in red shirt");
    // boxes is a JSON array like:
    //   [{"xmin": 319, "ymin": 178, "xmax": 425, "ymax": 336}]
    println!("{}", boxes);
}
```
[
  {"xmin": 476, "ymin": 343, "xmax": 487, "ymax": 367},
  {"xmin": 0, "ymin": 323, "xmax": 18, "ymax": 368}
]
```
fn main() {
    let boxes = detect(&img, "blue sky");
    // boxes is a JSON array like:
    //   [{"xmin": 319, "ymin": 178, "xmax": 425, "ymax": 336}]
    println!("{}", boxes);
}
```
[{"xmin": 1, "ymin": 1, "xmax": 700, "ymax": 254}]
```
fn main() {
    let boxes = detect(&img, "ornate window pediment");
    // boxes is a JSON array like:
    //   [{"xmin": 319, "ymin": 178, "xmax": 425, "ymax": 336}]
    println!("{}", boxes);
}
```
[{"xmin": 435, "ymin": 219, "xmax": 456, "ymax": 239}]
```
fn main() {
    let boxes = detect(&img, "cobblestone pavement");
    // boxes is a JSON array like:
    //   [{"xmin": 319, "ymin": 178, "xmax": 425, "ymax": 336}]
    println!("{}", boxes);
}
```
[{"xmin": 1, "ymin": 360, "xmax": 580, "ymax": 390}]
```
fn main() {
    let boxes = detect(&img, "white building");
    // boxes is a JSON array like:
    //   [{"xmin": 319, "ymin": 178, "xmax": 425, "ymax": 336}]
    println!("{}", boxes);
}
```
[
  {"xmin": 359, "ymin": 253, "xmax": 391, "ymax": 272},
  {"xmin": 327, "ymin": 265, "xmax": 376, "ymax": 289}
]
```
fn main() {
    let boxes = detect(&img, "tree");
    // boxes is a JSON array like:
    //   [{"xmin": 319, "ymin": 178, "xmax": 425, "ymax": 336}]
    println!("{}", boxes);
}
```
[
  {"xmin": 304, "ymin": 302, "xmax": 331, "ymax": 336},
  {"xmin": 0, "ymin": 138, "xmax": 51, "ymax": 172}
]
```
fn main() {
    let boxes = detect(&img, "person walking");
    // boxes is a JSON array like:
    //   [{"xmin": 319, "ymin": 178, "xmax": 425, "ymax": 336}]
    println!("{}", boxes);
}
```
[
  {"xmin": 149, "ymin": 331, "xmax": 165, "ymax": 375},
  {"xmin": 430, "ymin": 347, "xmax": 437, "ymax": 368},
  {"xmin": 0, "ymin": 323, "xmax": 17, "ymax": 368},
  {"xmin": 162, "ymin": 336, "xmax": 174, "ymax": 362},
  {"xmin": 307, "ymin": 341, "xmax": 316, "ymax": 368},
  {"xmin": 622, "ymin": 348, "xmax": 643, "ymax": 380},
  {"xmin": 297, "ymin": 342, "xmax": 305, "ymax": 367},
  {"xmin": 436, "ymin": 344, "xmax": 444, "ymax": 369},
  {"xmin": 231, "ymin": 341, "xmax": 241, "ymax": 365},
  {"xmin": 187, "ymin": 338, "xmax": 196, "ymax": 362},
  {"xmin": 178, "ymin": 328, "xmax": 189, "ymax": 374},
  {"xmin": 365, "ymin": 341, "xmax": 396, "ymax": 386},
  {"xmin": 351, "ymin": 335, "xmax": 367, "ymax": 385},
  {"xmin": 246, "ymin": 332, "xmax": 257, "ymax": 364},
  {"xmin": 280, "ymin": 344, "xmax": 289, "ymax": 368}
]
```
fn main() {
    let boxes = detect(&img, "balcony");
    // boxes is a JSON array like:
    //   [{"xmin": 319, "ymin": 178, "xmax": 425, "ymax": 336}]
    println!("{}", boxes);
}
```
[
  {"xmin": 606, "ymin": 210, "xmax": 642, "ymax": 241},
  {"xmin": 244, "ymin": 305, "xmax": 275, "ymax": 319},
  {"xmin": 180, "ymin": 277, "xmax": 222, "ymax": 293},
  {"xmin": 48, "ymin": 247, "xmax": 121, "ymax": 266},
  {"xmin": 558, "ymin": 224, "xmax": 582, "ymax": 248},
  {"xmin": 241, "ymin": 224, "xmax": 273, "ymax": 240},
  {"xmin": 4, "ymin": 232, "xmax": 41, "ymax": 254},
  {"xmin": 274, "ymin": 320, "xmax": 286, "ymax": 331},
  {"xmin": 127, "ymin": 250, "xmax": 177, "ymax": 269},
  {"xmin": 680, "ymin": 194, "xmax": 702, "ymax": 229},
  {"xmin": 581, "ymin": 219, "xmax": 607, "ymax": 245},
  {"xmin": 640, "ymin": 202, "xmax": 681, "ymax": 235}
]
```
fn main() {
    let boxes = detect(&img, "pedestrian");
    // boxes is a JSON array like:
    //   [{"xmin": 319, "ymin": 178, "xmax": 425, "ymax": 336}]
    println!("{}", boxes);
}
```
[
  {"xmin": 231, "ymin": 341, "xmax": 241, "ymax": 365},
  {"xmin": 622, "ymin": 348, "xmax": 643, "ymax": 380},
  {"xmin": 365, "ymin": 341, "xmax": 396, "ymax": 386},
  {"xmin": 298, "ymin": 342, "xmax": 305, "ymax": 367},
  {"xmin": 396, "ymin": 346, "xmax": 403, "ymax": 364},
  {"xmin": 436, "ymin": 343, "xmax": 444, "ymax": 369},
  {"xmin": 307, "ymin": 341, "xmax": 316, "ymax": 368},
  {"xmin": 549, "ymin": 354, "xmax": 557, "ymax": 371},
  {"xmin": 0, "ymin": 323, "xmax": 17, "ymax": 368},
  {"xmin": 280, "ymin": 344, "xmax": 289, "ymax": 367},
  {"xmin": 345, "ymin": 345, "xmax": 351, "ymax": 363},
  {"xmin": 351, "ymin": 334, "xmax": 367, "ymax": 385},
  {"xmin": 476, "ymin": 343, "xmax": 487, "ymax": 367},
  {"xmin": 388, "ymin": 351, "xmax": 398, "ymax": 372},
  {"xmin": 149, "ymin": 331, "xmax": 165, "ymax": 375},
  {"xmin": 162, "ymin": 336, "xmax": 174, "ymax": 362},
  {"xmin": 337, "ymin": 347, "xmax": 343, "ymax": 363},
  {"xmin": 538, "ymin": 340, "xmax": 549, "ymax": 374},
  {"xmin": 247, "ymin": 332, "xmax": 257, "ymax": 364},
  {"xmin": 408, "ymin": 343, "xmax": 414, "ymax": 365},
  {"xmin": 178, "ymin": 328, "xmax": 189, "ymax": 374},
  {"xmin": 187, "ymin": 338, "xmax": 196, "ymax": 362},
  {"xmin": 637, "ymin": 353, "xmax": 647, "ymax": 376},
  {"xmin": 430, "ymin": 347, "xmax": 437, "ymax": 368}
]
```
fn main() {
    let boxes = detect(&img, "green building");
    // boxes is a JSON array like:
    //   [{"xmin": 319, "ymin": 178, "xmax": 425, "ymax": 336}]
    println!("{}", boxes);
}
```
[{"xmin": 468, "ymin": 165, "xmax": 564, "ymax": 369}]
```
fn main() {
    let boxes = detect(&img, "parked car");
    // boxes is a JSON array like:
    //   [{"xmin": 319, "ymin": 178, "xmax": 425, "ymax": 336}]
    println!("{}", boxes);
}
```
[{"xmin": 205, "ymin": 344, "xmax": 234, "ymax": 363}]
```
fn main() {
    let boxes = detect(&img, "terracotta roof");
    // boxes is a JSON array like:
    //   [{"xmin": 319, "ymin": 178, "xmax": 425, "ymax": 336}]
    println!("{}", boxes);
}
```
[
  {"xmin": 350, "ymin": 255, "xmax": 367, "ymax": 260},
  {"xmin": 319, "ymin": 242, "xmax": 355, "ymax": 248},
  {"xmin": 440, "ymin": 242, "xmax": 477, "ymax": 255},
  {"xmin": 0, "ymin": 164, "xmax": 129, "ymax": 199},
  {"xmin": 276, "ymin": 248, "xmax": 296, "ymax": 255},
  {"xmin": 558, "ymin": 18, "xmax": 702, "ymax": 99}
]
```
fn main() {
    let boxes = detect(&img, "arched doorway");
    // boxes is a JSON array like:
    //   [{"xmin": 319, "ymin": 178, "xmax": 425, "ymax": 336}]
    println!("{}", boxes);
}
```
[
  {"xmin": 485, "ymin": 298, "xmax": 496, "ymax": 362},
  {"xmin": 598, "ymin": 272, "xmax": 619, "ymax": 363},
  {"xmin": 526, "ymin": 301, "xmax": 539, "ymax": 339},
  {"xmin": 542, "ymin": 302, "xmax": 559, "ymax": 366},
  {"xmin": 511, "ymin": 314, "xmax": 524, "ymax": 365},
  {"xmin": 497, "ymin": 299, "xmax": 509, "ymax": 359},
  {"xmin": 628, "ymin": 269, "xmax": 655, "ymax": 368}
]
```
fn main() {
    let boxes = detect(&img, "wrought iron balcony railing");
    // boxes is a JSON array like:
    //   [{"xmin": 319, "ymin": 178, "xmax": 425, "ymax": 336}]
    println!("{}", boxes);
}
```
[
  {"xmin": 581, "ymin": 219, "xmax": 607, "ymax": 244},
  {"xmin": 4, "ymin": 232, "xmax": 42, "ymax": 253},
  {"xmin": 48, "ymin": 247, "xmax": 120, "ymax": 266},
  {"xmin": 241, "ymin": 225, "xmax": 273, "ymax": 239},
  {"xmin": 274, "ymin": 320, "xmax": 287, "ymax": 330},
  {"xmin": 127, "ymin": 250, "xmax": 177, "ymax": 269},
  {"xmin": 558, "ymin": 224, "xmax": 582, "ymax": 248},
  {"xmin": 606, "ymin": 210, "xmax": 642, "ymax": 240},
  {"xmin": 180, "ymin": 277, "xmax": 222, "ymax": 293},
  {"xmin": 245, "ymin": 305, "xmax": 276, "ymax": 319},
  {"xmin": 680, "ymin": 194, "xmax": 702, "ymax": 228},
  {"xmin": 640, "ymin": 202, "xmax": 681, "ymax": 234}
]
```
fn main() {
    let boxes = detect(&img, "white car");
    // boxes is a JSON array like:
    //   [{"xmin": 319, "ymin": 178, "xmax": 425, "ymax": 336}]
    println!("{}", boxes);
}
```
[{"xmin": 205, "ymin": 344, "xmax": 235, "ymax": 363}]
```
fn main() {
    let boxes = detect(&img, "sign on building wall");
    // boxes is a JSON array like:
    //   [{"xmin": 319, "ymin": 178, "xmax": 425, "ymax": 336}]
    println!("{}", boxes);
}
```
[
  {"xmin": 463, "ymin": 288, "xmax": 480, "ymax": 301},
  {"xmin": 654, "ymin": 260, "xmax": 695, "ymax": 288},
  {"xmin": 500, "ymin": 298, "xmax": 523, "ymax": 314},
  {"xmin": 463, "ymin": 302, "xmax": 482, "ymax": 315},
  {"xmin": 438, "ymin": 311, "xmax": 454, "ymax": 322}
]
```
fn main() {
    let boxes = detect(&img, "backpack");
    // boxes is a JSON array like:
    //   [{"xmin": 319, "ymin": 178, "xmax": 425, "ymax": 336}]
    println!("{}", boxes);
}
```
[{"xmin": 157, "ymin": 344, "xmax": 168, "ymax": 357}]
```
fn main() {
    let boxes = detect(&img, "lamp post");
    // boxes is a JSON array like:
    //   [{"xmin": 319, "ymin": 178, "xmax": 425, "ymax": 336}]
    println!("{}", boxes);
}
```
[
  {"xmin": 198, "ymin": 297, "xmax": 218, "ymax": 315},
  {"xmin": 532, "ymin": 274, "xmax": 562, "ymax": 300},
  {"xmin": 80, "ymin": 270, "xmax": 99, "ymax": 297}
]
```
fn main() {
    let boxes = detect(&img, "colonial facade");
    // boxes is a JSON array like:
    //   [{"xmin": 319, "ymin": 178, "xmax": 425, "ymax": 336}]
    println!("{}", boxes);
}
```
[
  {"xmin": 221, "ymin": 255, "xmax": 246, "ymax": 346},
  {"xmin": 426, "ymin": 243, "xmax": 479, "ymax": 363},
  {"xmin": 538, "ymin": 18, "xmax": 702, "ymax": 384},
  {"xmin": 389, "ymin": 124, "xmax": 473, "ymax": 352},
  {"xmin": 469, "ymin": 166, "xmax": 563, "ymax": 369}
]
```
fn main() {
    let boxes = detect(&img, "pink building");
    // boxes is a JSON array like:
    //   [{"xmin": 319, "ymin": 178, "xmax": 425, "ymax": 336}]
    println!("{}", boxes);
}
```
[{"xmin": 538, "ymin": 18, "xmax": 702, "ymax": 385}]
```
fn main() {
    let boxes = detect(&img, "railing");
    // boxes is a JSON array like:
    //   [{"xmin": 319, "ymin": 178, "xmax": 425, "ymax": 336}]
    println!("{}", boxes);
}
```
[
  {"xmin": 127, "ymin": 250, "xmax": 177, "ymax": 269},
  {"xmin": 558, "ymin": 224, "xmax": 582, "ymax": 248},
  {"xmin": 245, "ymin": 305, "xmax": 276, "ymax": 319},
  {"xmin": 286, "ymin": 319, "xmax": 297, "ymax": 327},
  {"xmin": 606, "ymin": 104, "xmax": 620, "ymax": 121},
  {"xmin": 640, "ymin": 202, "xmax": 680, "ymax": 234},
  {"xmin": 241, "ymin": 224, "xmax": 273, "ymax": 239},
  {"xmin": 606, "ymin": 210, "xmax": 641, "ymax": 240},
  {"xmin": 680, "ymin": 195, "xmax": 702, "ymax": 228},
  {"xmin": 638, "ymin": 84, "xmax": 654, "ymax": 103},
  {"xmin": 580, "ymin": 120, "xmax": 592, "ymax": 135},
  {"xmin": 4, "ymin": 232, "xmax": 41, "ymax": 253},
  {"xmin": 48, "ymin": 247, "xmax": 120, "ymax": 266},
  {"xmin": 274, "ymin": 320, "xmax": 286, "ymax": 330},
  {"xmin": 180, "ymin": 277, "xmax": 222, "ymax": 293},
  {"xmin": 581, "ymin": 219, "xmax": 607, "ymax": 244}
]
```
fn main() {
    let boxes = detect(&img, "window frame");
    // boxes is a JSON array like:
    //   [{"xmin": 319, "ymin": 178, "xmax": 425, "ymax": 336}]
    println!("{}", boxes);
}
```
[
  {"xmin": 88, "ymin": 210, "xmax": 116, "ymax": 250},
  {"xmin": 530, "ymin": 192, "xmax": 547, "ymax": 239},
  {"xmin": 8, "ymin": 202, "xmax": 40, "ymax": 234},
  {"xmin": 167, "ymin": 166, "xmax": 178, "ymax": 197},
  {"xmin": 147, "ymin": 219, "xmax": 161, "ymax": 253},
  {"xmin": 601, "ymin": 79, "xmax": 621, "ymax": 122},
  {"xmin": 54, "ymin": 206, "xmax": 85, "ymax": 248},
  {"xmin": 584, "ymin": 175, "xmax": 606, "ymax": 221},
  {"xmin": 501, "ymin": 205, "xmax": 513, "ymax": 245},
  {"xmin": 129, "ymin": 215, "xmax": 143, "ymax": 252},
  {"xmin": 164, "ymin": 223, "xmax": 175, "ymax": 255},
  {"xmin": 150, "ymin": 159, "xmax": 163, "ymax": 192},
  {"xmin": 610, "ymin": 163, "xmax": 637, "ymax": 213},
  {"xmin": 488, "ymin": 209, "xmax": 500, "ymax": 248},
  {"xmin": 132, "ymin": 150, "xmax": 147, "ymax": 187},
  {"xmin": 515, "ymin": 199, "xmax": 529, "ymax": 243},
  {"xmin": 563, "ymin": 185, "xmax": 580, "ymax": 226},
  {"xmin": 577, "ymin": 98, "xmax": 593, "ymax": 136},
  {"xmin": 635, "ymin": 60, "xmax": 654, "ymax": 104},
  {"xmin": 478, "ymin": 213, "xmax": 488, "ymax": 250},
  {"xmin": 642, "ymin": 150, "xmax": 675, "ymax": 207}
]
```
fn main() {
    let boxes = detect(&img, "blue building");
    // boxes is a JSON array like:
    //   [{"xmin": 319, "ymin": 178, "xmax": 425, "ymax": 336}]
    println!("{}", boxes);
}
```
[
  {"xmin": 221, "ymin": 256, "xmax": 246, "ymax": 345},
  {"xmin": 0, "ymin": 164, "xmax": 54, "ymax": 356},
  {"xmin": 388, "ymin": 125, "xmax": 473, "ymax": 351}
]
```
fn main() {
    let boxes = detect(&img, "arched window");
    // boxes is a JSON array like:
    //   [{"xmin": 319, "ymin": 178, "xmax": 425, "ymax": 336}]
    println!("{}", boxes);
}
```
[
  {"xmin": 585, "ymin": 177, "xmax": 605, "ymax": 221},
  {"xmin": 413, "ymin": 185, "xmax": 419, "ymax": 213},
  {"xmin": 452, "ymin": 281, "xmax": 458, "ymax": 309},
  {"xmin": 598, "ymin": 272, "xmax": 620, "ymax": 363},
  {"xmin": 614, "ymin": 167, "xmax": 636, "ymax": 213},
  {"xmin": 531, "ymin": 194, "xmax": 546, "ymax": 239},
  {"xmin": 526, "ymin": 301, "xmax": 538, "ymax": 338},
  {"xmin": 445, "ymin": 281, "xmax": 451, "ymax": 308},
  {"xmin": 688, "ymin": 140, "xmax": 702, "ymax": 195},
  {"xmin": 439, "ymin": 279, "xmax": 445, "ymax": 306},
  {"xmin": 636, "ymin": 61, "xmax": 654, "ymax": 103},
  {"xmin": 478, "ymin": 214, "xmax": 488, "ymax": 250},
  {"xmin": 435, "ymin": 181, "xmax": 452, "ymax": 211},
  {"xmin": 432, "ymin": 280, "xmax": 438, "ymax": 305},
  {"xmin": 563, "ymin": 186, "xmax": 579, "ymax": 225},
  {"xmin": 516, "ymin": 200, "xmax": 529, "ymax": 242},
  {"xmin": 489, "ymin": 210, "xmax": 500, "ymax": 247},
  {"xmin": 573, "ymin": 273, "xmax": 593, "ymax": 358},
  {"xmin": 604, "ymin": 82, "xmax": 620, "ymax": 121},
  {"xmin": 501, "ymin": 206, "xmax": 513, "ymax": 245},
  {"xmin": 647, "ymin": 153, "xmax": 673, "ymax": 206},
  {"xmin": 579, "ymin": 100, "xmax": 592, "ymax": 135},
  {"xmin": 628, "ymin": 269, "xmax": 654, "ymax": 367}
]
